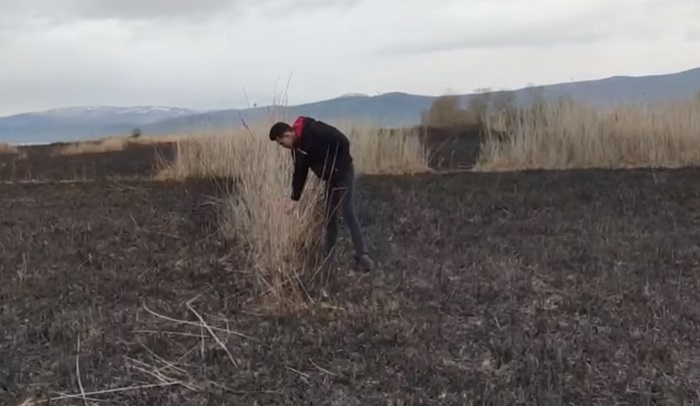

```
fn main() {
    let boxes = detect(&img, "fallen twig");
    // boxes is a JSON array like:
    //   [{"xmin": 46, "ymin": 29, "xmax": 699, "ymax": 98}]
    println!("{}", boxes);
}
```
[
  {"xmin": 23, "ymin": 382, "xmax": 181, "ymax": 404},
  {"xmin": 186, "ymin": 299, "xmax": 239, "ymax": 367},
  {"xmin": 125, "ymin": 358, "xmax": 199, "ymax": 392},
  {"xmin": 286, "ymin": 366, "xmax": 311, "ymax": 381},
  {"xmin": 131, "ymin": 329, "xmax": 204, "ymax": 338},
  {"xmin": 309, "ymin": 358, "xmax": 340, "ymax": 377},
  {"xmin": 142, "ymin": 303, "xmax": 256, "ymax": 341},
  {"xmin": 75, "ymin": 334, "xmax": 89, "ymax": 406}
]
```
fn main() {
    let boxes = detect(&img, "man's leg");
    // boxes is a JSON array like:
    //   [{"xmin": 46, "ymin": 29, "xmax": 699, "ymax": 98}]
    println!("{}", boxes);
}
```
[
  {"xmin": 337, "ymin": 165, "xmax": 374, "ymax": 271},
  {"xmin": 322, "ymin": 180, "xmax": 341, "ymax": 262}
]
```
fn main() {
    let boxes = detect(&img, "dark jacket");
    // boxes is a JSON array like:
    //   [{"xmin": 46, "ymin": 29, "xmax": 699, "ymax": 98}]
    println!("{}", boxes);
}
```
[{"xmin": 290, "ymin": 116, "xmax": 353, "ymax": 201}]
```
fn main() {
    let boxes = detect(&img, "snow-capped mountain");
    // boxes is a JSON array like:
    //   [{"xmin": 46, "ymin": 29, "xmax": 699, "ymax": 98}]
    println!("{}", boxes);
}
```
[
  {"xmin": 38, "ymin": 106, "xmax": 197, "ymax": 121},
  {"xmin": 0, "ymin": 106, "xmax": 201, "ymax": 143},
  {"xmin": 337, "ymin": 93, "xmax": 370, "ymax": 98}
]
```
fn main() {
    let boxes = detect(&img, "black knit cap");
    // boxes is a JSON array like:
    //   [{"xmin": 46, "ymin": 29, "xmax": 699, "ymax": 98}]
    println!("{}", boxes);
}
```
[{"xmin": 269, "ymin": 122, "xmax": 292, "ymax": 141}]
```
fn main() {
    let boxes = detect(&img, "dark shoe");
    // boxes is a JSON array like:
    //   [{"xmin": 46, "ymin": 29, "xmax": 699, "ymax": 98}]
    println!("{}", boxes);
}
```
[{"xmin": 355, "ymin": 253, "xmax": 375, "ymax": 273}]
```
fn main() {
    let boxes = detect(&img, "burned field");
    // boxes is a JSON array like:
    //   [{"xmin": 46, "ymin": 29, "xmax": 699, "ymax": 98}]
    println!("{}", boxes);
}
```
[
  {"xmin": 3, "ymin": 138, "xmax": 700, "ymax": 405},
  {"xmin": 0, "ymin": 141, "xmax": 176, "ymax": 182}
]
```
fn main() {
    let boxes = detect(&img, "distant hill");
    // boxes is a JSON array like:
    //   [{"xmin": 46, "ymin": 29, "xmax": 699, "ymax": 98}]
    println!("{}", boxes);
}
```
[
  {"xmin": 136, "ymin": 92, "xmax": 437, "ymax": 137},
  {"xmin": 2, "ymin": 67, "xmax": 699, "ymax": 144},
  {"xmin": 0, "ymin": 106, "xmax": 199, "ymax": 144}
]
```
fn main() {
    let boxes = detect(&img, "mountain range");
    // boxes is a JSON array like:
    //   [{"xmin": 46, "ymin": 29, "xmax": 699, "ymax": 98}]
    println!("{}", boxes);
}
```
[{"xmin": 2, "ymin": 66, "xmax": 699, "ymax": 144}]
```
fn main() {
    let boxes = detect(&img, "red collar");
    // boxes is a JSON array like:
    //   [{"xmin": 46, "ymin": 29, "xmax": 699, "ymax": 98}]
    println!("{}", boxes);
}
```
[{"xmin": 292, "ymin": 116, "xmax": 305, "ymax": 140}]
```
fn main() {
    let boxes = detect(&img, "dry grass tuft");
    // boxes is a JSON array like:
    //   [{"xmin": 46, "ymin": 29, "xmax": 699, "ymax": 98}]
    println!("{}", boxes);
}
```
[
  {"xmin": 52, "ymin": 135, "xmax": 187, "ymax": 156},
  {"xmin": 346, "ymin": 124, "xmax": 428, "ymax": 175},
  {"xmin": 158, "ymin": 119, "xmax": 427, "ymax": 313},
  {"xmin": 168, "ymin": 123, "xmax": 325, "ymax": 313},
  {"xmin": 157, "ymin": 124, "xmax": 427, "ymax": 180},
  {"xmin": 0, "ymin": 142, "xmax": 19, "ymax": 155},
  {"xmin": 154, "ymin": 133, "xmax": 239, "ymax": 180},
  {"xmin": 219, "ymin": 139, "xmax": 325, "ymax": 313},
  {"xmin": 476, "ymin": 97, "xmax": 700, "ymax": 171}
]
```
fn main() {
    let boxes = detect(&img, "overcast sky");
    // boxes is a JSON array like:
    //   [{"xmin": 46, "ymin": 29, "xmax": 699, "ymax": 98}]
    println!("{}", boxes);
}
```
[{"xmin": 1, "ymin": 0, "xmax": 699, "ymax": 116}]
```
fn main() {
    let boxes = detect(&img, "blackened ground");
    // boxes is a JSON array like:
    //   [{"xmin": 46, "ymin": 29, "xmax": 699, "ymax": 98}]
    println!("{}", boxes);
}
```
[
  {"xmin": 419, "ymin": 124, "xmax": 485, "ymax": 171},
  {"xmin": 0, "ymin": 142, "xmax": 176, "ymax": 182},
  {"xmin": 2, "ymin": 168, "xmax": 700, "ymax": 405}
]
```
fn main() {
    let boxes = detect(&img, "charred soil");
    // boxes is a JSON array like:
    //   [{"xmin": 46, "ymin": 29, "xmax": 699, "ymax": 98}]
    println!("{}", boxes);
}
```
[
  {"xmin": 0, "ymin": 142, "xmax": 176, "ymax": 182},
  {"xmin": 2, "ymin": 166, "xmax": 700, "ymax": 404}
]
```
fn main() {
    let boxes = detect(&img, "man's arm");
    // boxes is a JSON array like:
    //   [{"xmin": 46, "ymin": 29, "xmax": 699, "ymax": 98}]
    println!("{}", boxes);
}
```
[{"xmin": 291, "ymin": 149, "xmax": 309, "ymax": 201}]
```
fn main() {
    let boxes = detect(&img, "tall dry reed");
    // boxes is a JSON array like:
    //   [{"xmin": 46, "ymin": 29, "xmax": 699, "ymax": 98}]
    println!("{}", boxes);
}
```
[
  {"xmin": 0, "ymin": 142, "xmax": 19, "ymax": 155},
  {"xmin": 476, "ymin": 98, "xmax": 700, "ymax": 170}
]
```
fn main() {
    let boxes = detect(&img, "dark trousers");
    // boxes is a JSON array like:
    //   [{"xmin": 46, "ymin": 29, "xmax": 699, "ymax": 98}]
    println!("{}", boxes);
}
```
[{"xmin": 323, "ymin": 163, "xmax": 367, "ymax": 260}]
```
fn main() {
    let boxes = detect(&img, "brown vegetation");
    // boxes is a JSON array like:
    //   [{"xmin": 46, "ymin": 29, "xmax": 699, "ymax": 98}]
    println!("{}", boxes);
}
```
[
  {"xmin": 0, "ymin": 142, "xmax": 19, "ymax": 155},
  {"xmin": 157, "ymin": 124, "xmax": 427, "ymax": 180},
  {"xmin": 477, "ymin": 97, "xmax": 700, "ymax": 170},
  {"xmin": 421, "ymin": 89, "xmax": 700, "ymax": 171}
]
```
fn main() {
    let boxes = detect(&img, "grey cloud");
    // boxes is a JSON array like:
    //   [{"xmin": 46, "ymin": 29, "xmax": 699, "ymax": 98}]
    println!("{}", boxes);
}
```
[
  {"xmin": 67, "ymin": 0, "xmax": 238, "ymax": 20},
  {"xmin": 0, "ymin": 0, "xmax": 240, "ymax": 23},
  {"xmin": 1, "ymin": 0, "xmax": 696, "ymax": 117},
  {"xmin": 372, "ymin": 0, "xmax": 688, "ymax": 57},
  {"xmin": 0, "ymin": 0, "xmax": 359, "ymax": 24},
  {"xmin": 382, "ymin": 27, "xmax": 608, "ymax": 55},
  {"xmin": 259, "ymin": 0, "xmax": 360, "ymax": 18},
  {"xmin": 374, "ymin": 22, "xmax": 609, "ymax": 57}
]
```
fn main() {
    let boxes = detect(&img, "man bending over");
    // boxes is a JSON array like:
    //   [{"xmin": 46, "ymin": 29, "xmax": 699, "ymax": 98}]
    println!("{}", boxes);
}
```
[{"xmin": 269, "ymin": 116, "xmax": 375, "ymax": 272}]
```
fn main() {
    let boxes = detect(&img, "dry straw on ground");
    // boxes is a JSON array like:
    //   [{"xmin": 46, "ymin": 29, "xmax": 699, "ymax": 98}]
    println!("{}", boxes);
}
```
[
  {"xmin": 476, "ymin": 97, "xmax": 700, "ymax": 170},
  {"xmin": 158, "ymin": 119, "xmax": 428, "ymax": 313}
]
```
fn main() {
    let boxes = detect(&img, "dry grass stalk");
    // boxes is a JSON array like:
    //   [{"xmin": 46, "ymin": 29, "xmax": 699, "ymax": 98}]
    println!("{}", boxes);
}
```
[
  {"xmin": 216, "ymin": 122, "xmax": 325, "ymax": 313},
  {"xmin": 154, "ymin": 133, "xmax": 242, "ymax": 180},
  {"xmin": 125, "ymin": 357, "xmax": 199, "ymax": 392},
  {"xmin": 345, "ymin": 124, "xmax": 428, "ymax": 175},
  {"xmin": 476, "ymin": 97, "xmax": 700, "ymax": 170},
  {"xmin": 142, "ymin": 303, "xmax": 256, "ymax": 341},
  {"xmin": 185, "ymin": 298, "xmax": 238, "ymax": 367},
  {"xmin": 156, "ymin": 125, "xmax": 427, "ymax": 179},
  {"xmin": 17, "ymin": 383, "xmax": 181, "ymax": 405},
  {"xmin": 75, "ymin": 334, "xmax": 89, "ymax": 406},
  {"xmin": 157, "ymin": 119, "xmax": 427, "ymax": 313}
]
